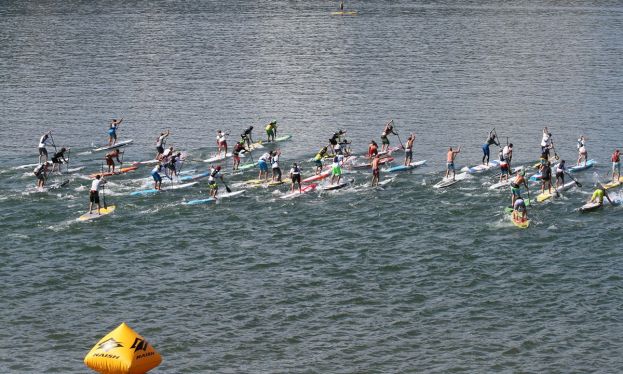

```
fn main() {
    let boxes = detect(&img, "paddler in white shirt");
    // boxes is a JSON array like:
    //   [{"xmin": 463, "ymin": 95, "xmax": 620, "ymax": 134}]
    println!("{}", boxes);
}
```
[
  {"xmin": 38, "ymin": 131, "xmax": 53, "ymax": 164},
  {"xmin": 89, "ymin": 175, "xmax": 107, "ymax": 214},
  {"xmin": 540, "ymin": 127, "xmax": 553, "ymax": 159},
  {"xmin": 216, "ymin": 130, "xmax": 228, "ymax": 157}
]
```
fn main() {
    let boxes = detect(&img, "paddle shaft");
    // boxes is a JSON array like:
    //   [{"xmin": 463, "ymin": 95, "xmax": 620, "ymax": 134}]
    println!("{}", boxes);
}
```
[
  {"xmin": 564, "ymin": 171, "xmax": 582, "ymax": 187},
  {"xmin": 49, "ymin": 133, "xmax": 58, "ymax": 153},
  {"xmin": 222, "ymin": 177, "xmax": 232, "ymax": 193}
]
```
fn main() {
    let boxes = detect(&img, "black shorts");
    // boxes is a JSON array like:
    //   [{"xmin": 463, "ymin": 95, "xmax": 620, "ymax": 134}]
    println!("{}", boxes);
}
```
[
  {"xmin": 52, "ymin": 157, "xmax": 62, "ymax": 164},
  {"xmin": 39, "ymin": 147, "xmax": 47, "ymax": 157},
  {"xmin": 89, "ymin": 191, "xmax": 99, "ymax": 203},
  {"xmin": 292, "ymin": 174, "xmax": 301, "ymax": 183},
  {"xmin": 156, "ymin": 146, "xmax": 164, "ymax": 154}
]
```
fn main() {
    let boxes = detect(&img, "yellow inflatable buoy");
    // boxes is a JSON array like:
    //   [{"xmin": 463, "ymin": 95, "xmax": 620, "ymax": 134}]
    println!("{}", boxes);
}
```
[{"xmin": 84, "ymin": 322, "xmax": 162, "ymax": 374}]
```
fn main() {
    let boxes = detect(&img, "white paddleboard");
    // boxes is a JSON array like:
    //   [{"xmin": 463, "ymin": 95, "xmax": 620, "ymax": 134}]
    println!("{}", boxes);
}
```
[{"xmin": 93, "ymin": 139, "xmax": 134, "ymax": 152}]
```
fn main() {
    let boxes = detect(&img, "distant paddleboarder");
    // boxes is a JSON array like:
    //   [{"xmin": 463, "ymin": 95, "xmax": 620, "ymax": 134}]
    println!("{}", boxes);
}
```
[
  {"xmin": 368, "ymin": 140, "xmax": 379, "ymax": 158},
  {"xmin": 50, "ymin": 147, "xmax": 70, "ymax": 173},
  {"xmin": 265, "ymin": 121, "xmax": 277, "ymax": 142},
  {"xmin": 89, "ymin": 174, "xmax": 107, "ymax": 214},
  {"xmin": 380, "ymin": 120, "xmax": 397, "ymax": 153},
  {"xmin": 331, "ymin": 156, "xmax": 342, "ymax": 185},
  {"xmin": 577, "ymin": 135, "xmax": 587, "ymax": 166},
  {"xmin": 540, "ymin": 127, "xmax": 553, "ymax": 159},
  {"xmin": 208, "ymin": 165, "xmax": 224, "ymax": 198},
  {"xmin": 513, "ymin": 197, "xmax": 528, "ymax": 222},
  {"xmin": 445, "ymin": 146, "xmax": 461, "ymax": 181},
  {"xmin": 33, "ymin": 162, "xmax": 51, "ymax": 188},
  {"xmin": 38, "ymin": 131, "xmax": 53, "ymax": 164},
  {"xmin": 404, "ymin": 133, "xmax": 415, "ymax": 166},
  {"xmin": 241, "ymin": 125, "xmax": 254, "ymax": 147},
  {"xmin": 482, "ymin": 130, "xmax": 499, "ymax": 165},
  {"xmin": 232, "ymin": 140, "xmax": 246, "ymax": 171},
  {"xmin": 290, "ymin": 163, "xmax": 302, "ymax": 193},
  {"xmin": 105, "ymin": 149, "xmax": 123, "ymax": 173},
  {"xmin": 151, "ymin": 163, "xmax": 164, "ymax": 190},
  {"xmin": 371, "ymin": 153, "xmax": 380, "ymax": 187},
  {"xmin": 155, "ymin": 130, "xmax": 170, "ymax": 159},
  {"xmin": 611, "ymin": 149, "xmax": 621, "ymax": 181},
  {"xmin": 107, "ymin": 118, "xmax": 123, "ymax": 146},
  {"xmin": 510, "ymin": 169, "xmax": 528, "ymax": 207},
  {"xmin": 271, "ymin": 150, "xmax": 282, "ymax": 182},
  {"xmin": 216, "ymin": 130, "xmax": 228, "ymax": 157}
]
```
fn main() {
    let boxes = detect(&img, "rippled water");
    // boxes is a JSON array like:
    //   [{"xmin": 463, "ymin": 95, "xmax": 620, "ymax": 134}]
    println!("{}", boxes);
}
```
[{"xmin": 1, "ymin": 1, "xmax": 623, "ymax": 372}]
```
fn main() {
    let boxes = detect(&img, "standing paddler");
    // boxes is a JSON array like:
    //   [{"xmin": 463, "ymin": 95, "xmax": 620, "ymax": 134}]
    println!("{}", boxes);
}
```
[
  {"xmin": 611, "ymin": 149, "xmax": 621, "ymax": 181},
  {"xmin": 232, "ymin": 140, "xmax": 246, "ymax": 171},
  {"xmin": 107, "ymin": 118, "xmax": 123, "ymax": 146},
  {"xmin": 38, "ymin": 131, "xmax": 53, "ymax": 164},
  {"xmin": 105, "ymin": 149, "xmax": 123, "ymax": 173},
  {"xmin": 540, "ymin": 160, "xmax": 553, "ymax": 195},
  {"xmin": 510, "ymin": 169, "xmax": 528, "ymax": 207},
  {"xmin": 371, "ymin": 153, "xmax": 381, "ymax": 187},
  {"xmin": 258, "ymin": 152, "xmax": 271, "ymax": 181},
  {"xmin": 577, "ymin": 135, "xmax": 587, "ymax": 166},
  {"xmin": 265, "ymin": 121, "xmax": 277, "ymax": 142},
  {"xmin": 89, "ymin": 174, "xmax": 107, "ymax": 214},
  {"xmin": 155, "ymin": 130, "xmax": 170, "ymax": 159},
  {"xmin": 314, "ymin": 146, "xmax": 329, "ymax": 175},
  {"xmin": 445, "ymin": 146, "xmax": 461, "ymax": 181},
  {"xmin": 482, "ymin": 129, "xmax": 499, "ymax": 165},
  {"xmin": 208, "ymin": 165, "xmax": 224, "ymax": 198},
  {"xmin": 151, "ymin": 162, "xmax": 164, "ymax": 190},
  {"xmin": 380, "ymin": 120, "xmax": 397, "ymax": 153},
  {"xmin": 404, "ymin": 133, "xmax": 415, "ymax": 166},
  {"xmin": 330, "ymin": 157, "xmax": 342, "ymax": 185},
  {"xmin": 540, "ymin": 127, "xmax": 553, "ymax": 159},
  {"xmin": 290, "ymin": 163, "xmax": 302, "ymax": 193}
]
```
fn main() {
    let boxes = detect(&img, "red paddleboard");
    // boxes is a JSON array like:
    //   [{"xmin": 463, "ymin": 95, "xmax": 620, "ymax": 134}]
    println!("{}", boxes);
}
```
[
  {"xmin": 302, "ymin": 169, "xmax": 331, "ymax": 183},
  {"xmin": 89, "ymin": 166, "xmax": 139, "ymax": 179}
]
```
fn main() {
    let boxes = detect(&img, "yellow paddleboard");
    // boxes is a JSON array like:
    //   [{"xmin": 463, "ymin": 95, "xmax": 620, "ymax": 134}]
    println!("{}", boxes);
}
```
[
  {"xmin": 331, "ymin": 11, "xmax": 358, "ymax": 15},
  {"xmin": 603, "ymin": 176, "xmax": 623, "ymax": 190},
  {"xmin": 78, "ymin": 206, "xmax": 116, "ymax": 221},
  {"xmin": 511, "ymin": 211, "xmax": 530, "ymax": 228},
  {"xmin": 536, "ymin": 191, "xmax": 554, "ymax": 202}
]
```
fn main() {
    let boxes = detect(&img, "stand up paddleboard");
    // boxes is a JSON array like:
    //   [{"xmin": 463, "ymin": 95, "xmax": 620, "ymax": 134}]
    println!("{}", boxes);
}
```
[
  {"xmin": 131, "ymin": 182, "xmax": 197, "ymax": 196},
  {"xmin": 78, "ymin": 206, "xmax": 116, "ymax": 221},
  {"xmin": 461, "ymin": 160, "xmax": 500, "ymax": 174},
  {"xmin": 92, "ymin": 139, "xmax": 133, "ymax": 152},
  {"xmin": 536, "ymin": 181, "xmax": 576, "ymax": 202},
  {"xmin": 568, "ymin": 159, "xmax": 596, "ymax": 173},
  {"xmin": 580, "ymin": 201, "xmax": 602, "ymax": 212},
  {"xmin": 89, "ymin": 166, "xmax": 138, "ymax": 179},
  {"xmin": 386, "ymin": 160, "xmax": 426, "ymax": 173},
  {"xmin": 433, "ymin": 172, "xmax": 468, "ymax": 189},
  {"xmin": 280, "ymin": 183, "xmax": 317, "ymax": 199}
]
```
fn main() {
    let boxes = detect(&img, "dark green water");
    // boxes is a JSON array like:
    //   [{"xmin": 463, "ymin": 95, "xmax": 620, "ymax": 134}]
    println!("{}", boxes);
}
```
[{"xmin": 1, "ymin": 1, "xmax": 623, "ymax": 372}]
